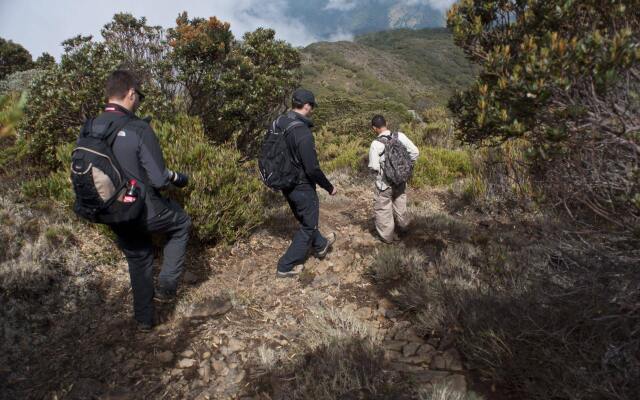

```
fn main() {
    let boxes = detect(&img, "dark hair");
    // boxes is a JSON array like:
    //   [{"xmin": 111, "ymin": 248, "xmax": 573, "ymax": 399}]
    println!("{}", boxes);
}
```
[
  {"xmin": 105, "ymin": 70, "xmax": 140, "ymax": 100},
  {"xmin": 371, "ymin": 115, "xmax": 387, "ymax": 129},
  {"xmin": 292, "ymin": 99, "xmax": 305, "ymax": 109}
]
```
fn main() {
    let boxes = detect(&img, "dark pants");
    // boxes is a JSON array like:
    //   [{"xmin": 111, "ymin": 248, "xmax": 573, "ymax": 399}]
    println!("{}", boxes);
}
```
[
  {"xmin": 111, "ymin": 200, "xmax": 192, "ymax": 325},
  {"xmin": 277, "ymin": 187, "xmax": 327, "ymax": 272}
]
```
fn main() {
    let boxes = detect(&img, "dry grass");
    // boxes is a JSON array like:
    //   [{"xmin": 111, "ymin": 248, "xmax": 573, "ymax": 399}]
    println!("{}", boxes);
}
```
[
  {"xmin": 418, "ymin": 383, "xmax": 482, "ymax": 400},
  {"xmin": 368, "ymin": 195, "xmax": 640, "ymax": 399},
  {"xmin": 0, "ymin": 196, "xmax": 86, "ymax": 293},
  {"xmin": 255, "ymin": 305, "xmax": 410, "ymax": 400}
]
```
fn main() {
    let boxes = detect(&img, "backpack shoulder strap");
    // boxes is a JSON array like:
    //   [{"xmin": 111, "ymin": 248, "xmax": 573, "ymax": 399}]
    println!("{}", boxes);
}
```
[
  {"xmin": 104, "ymin": 115, "xmax": 134, "ymax": 148},
  {"xmin": 375, "ymin": 135, "xmax": 392, "ymax": 156},
  {"xmin": 79, "ymin": 118, "xmax": 94, "ymax": 139}
]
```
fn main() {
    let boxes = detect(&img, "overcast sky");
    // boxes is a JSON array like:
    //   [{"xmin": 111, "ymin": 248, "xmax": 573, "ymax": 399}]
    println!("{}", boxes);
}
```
[{"xmin": 0, "ymin": 0, "xmax": 456, "ymax": 60}]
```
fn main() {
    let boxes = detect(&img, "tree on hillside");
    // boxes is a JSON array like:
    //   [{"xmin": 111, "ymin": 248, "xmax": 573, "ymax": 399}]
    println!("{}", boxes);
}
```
[
  {"xmin": 19, "ymin": 14, "xmax": 178, "ymax": 167},
  {"xmin": 19, "ymin": 12, "xmax": 301, "ymax": 166},
  {"xmin": 447, "ymin": 0, "xmax": 639, "ymax": 241},
  {"xmin": 0, "ymin": 38, "xmax": 34, "ymax": 80},
  {"xmin": 35, "ymin": 53, "xmax": 55, "ymax": 69},
  {"xmin": 169, "ymin": 12, "xmax": 300, "ymax": 153}
]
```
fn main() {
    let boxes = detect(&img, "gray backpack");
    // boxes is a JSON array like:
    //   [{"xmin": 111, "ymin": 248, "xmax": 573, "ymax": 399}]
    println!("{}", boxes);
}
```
[{"xmin": 377, "ymin": 132, "xmax": 414, "ymax": 186}]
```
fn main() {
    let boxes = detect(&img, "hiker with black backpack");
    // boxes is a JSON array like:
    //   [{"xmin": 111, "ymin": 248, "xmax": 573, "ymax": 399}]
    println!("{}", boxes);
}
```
[
  {"xmin": 259, "ymin": 88, "xmax": 337, "ymax": 277},
  {"xmin": 368, "ymin": 114, "xmax": 420, "ymax": 243},
  {"xmin": 71, "ymin": 70, "xmax": 191, "ymax": 332}
]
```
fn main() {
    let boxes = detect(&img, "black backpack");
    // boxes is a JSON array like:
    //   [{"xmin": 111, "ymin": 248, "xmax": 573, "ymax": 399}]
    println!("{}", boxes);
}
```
[
  {"xmin": 258, "ymin": 116, "xmax": 304, "ymax": 190},
  {"xmin": 71, "ymin": 116, "xmax": 145, "ymax": 224},
  {"xmin": 376, "ymin": 132, "xmax": 414, "ymax": 186}
]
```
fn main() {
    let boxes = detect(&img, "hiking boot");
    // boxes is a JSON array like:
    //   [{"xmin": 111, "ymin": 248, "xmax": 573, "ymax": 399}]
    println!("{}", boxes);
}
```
[
  {"xmin": 154, "ymin": 287, "xmax": 177, "ymax": 303},
  {"xmin": 276, "ymin": 264, "xmax": 305, "ymax": 278},
  {"xmin": 136, "ymin": 320, "xmax": 154, "ymax": 333},
  {"xmin": 380, "ymin": 233, "xmax": 401, "ymax": 244},
  {"xmin": 316, "ymin": 232, "xmax": 337, "ymax": 259}
]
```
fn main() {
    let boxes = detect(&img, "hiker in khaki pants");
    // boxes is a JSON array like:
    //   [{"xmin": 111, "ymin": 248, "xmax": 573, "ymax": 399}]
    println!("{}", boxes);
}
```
[{"xmin": 368, "ymin": 115, "xmax": 420, "ymax": 243}]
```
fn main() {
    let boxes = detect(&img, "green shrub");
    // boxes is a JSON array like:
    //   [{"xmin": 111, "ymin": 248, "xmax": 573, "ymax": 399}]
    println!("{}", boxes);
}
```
[
  {"xmin": 448, "ymin": 0, "xmax": 639, "ymax": 242},
  {"xmin": 0, "ymin": 69, "xmax": 44, "ymax": 96},
  {"xmin": 20, "ymin": 114, "xmax": 265, "ymax": 244},
  {"xmin": 19, "ymin": 14, "xmax": 178, "ymax": 168},
  {"xmin": 316, "ymin": 129, "xmax": 368, "ymax": 173},
  {"xmin": 411, "ymin": 147, "xmax": 472, "ymax": 187},
  {"xmin": 21, "ymin": 142, "xmax": 74, "ymax": 207},
  {"xmin": 156, "ymin": 115, "xmax": 265, "ymax": 243},
  {"xmin": 169, "ymin": 14, "xmax": 300, "ymax": 153},
  {"xmin": 0, "ymin": 91, "xmax": 26, "ymax": 138},
  {"xmin": 313, "ymin": 96, "xmax": 412, "ymax": 137}
]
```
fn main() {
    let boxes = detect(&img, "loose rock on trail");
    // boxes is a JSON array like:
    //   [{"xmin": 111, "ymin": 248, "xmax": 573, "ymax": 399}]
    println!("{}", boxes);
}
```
[{"xmin": 8, "ymin": 176, "xmax": 469, "ymax": 399}]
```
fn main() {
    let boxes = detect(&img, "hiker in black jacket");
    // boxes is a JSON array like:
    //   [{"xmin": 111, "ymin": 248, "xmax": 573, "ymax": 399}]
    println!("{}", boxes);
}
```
[
  {"xmin": 276, "ymin": 89, "xmax": 337, "ymax": 277},
  {"xmin": 97, "ymin": 70, "xmax": 191, "ymax": 331}
]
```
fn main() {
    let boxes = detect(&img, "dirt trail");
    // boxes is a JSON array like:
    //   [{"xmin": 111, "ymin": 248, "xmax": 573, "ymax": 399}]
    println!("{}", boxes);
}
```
[{"xmin": 10, "ymin": 177, "xmax": 469, "ymax": 399}]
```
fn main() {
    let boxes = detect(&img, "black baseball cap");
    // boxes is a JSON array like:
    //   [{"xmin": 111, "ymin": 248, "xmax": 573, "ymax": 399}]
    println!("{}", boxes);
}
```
[{"xmin": 292, "ymin": 88, "xmax": 316, "ymax": 108}]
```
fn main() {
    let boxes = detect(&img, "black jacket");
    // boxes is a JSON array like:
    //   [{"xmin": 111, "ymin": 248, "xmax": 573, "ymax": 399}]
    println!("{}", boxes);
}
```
[
  {"xmin": 92, "ymin": 103, "xmax": 173, "ymax": 220},
  {"xmin": 278, "ymin": 111, "xmax": 333, "ymax": 193}
]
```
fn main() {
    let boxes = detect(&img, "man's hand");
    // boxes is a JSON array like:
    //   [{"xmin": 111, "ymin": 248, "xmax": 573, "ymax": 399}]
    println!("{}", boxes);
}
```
[
  {"xmin": 170, "ymin": 170, "xmax": 189, "ymax": 188},
  {"xmin": 330, "ymin": 187, "xmax": 338, "ymax": 196}
]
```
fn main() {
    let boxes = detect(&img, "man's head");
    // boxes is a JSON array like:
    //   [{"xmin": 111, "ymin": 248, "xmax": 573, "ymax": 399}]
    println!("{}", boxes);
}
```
[
  {"xmin": 105, "ymin": 70, "xmax": 145, "ymax": 112},
  {"xmin": 371, "ymin": 114, "xmax": 387, "ymax": 134},
  {"xmin": 292, "ymin": 88, "xmax": 316, "ymax": 117}
]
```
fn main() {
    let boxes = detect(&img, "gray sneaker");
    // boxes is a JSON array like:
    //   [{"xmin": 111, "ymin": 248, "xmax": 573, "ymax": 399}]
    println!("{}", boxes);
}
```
[
  {"xmin": 316, "ymin": 232, "xmax": 337, "ymax": 259},
  {"xmin": 276, "ymin": 264, "xmax": 305, "ymax": 278}
]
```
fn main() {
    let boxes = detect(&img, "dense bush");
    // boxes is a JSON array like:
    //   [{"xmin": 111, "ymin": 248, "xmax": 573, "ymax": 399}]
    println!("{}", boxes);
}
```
[
  {"xmin": 0, "ymin": 37, "xmax": 34, "ymax": 80},
  {"xmin": 0, "ymin": 92, "xmax": 26, "ymax": 138},
  {"xmin": 313, "ymin": 96, "xmax": 412, "ymax": 137},
  {"xmin": 448, "ymin": 0, "xmax": 640, "ymax": 242},
  {"xmin": 0, "ymin": 69, "xmax": 44, "ymax": 96},
  {"xmin": 17, "ymin": 12, "xmax": 301, "ymax": 168},
  {"xmin": 23, "ymin": 115, "xmax": 265, "ymax": 244},
  {"xmin": 411, "ymin": 147, "xmax": 472, "ymax": 188},
  {"xmin": 155, "ymin": 115, "xmax": 265, "ymax": 243},
  {"xmin": 19, "ymin": 14, "xmax": 180, "ymax": 168},
  {"xmin": 169, "ymin": 13, "xmax": 300, "ymax": 153}
]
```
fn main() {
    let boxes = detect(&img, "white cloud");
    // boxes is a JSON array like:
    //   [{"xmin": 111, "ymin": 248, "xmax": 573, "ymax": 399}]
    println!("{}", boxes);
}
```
[
  {"xmin": 402, "ymin": 0, "xmax": 457, "ymax": 12},
  {"xmin": 0, "ymin": 0, "xmax": 454, "ymax": 60},
  {"xmin": 324, "ymin": 0, "xmax": 358, "ymax": 11},
  {"xmin": 0, "ymin": 0, "xmax": 323, "ymax": 59}
]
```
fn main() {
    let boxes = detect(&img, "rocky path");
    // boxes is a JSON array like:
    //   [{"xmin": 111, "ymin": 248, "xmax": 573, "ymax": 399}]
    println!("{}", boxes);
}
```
[
  {"xmin": 18, "ymin": 177, "xmax": 469, "ymax": 400},
  {"xmin": 135, "ymin": 178, "xmax": 470, "ymax": 399}
]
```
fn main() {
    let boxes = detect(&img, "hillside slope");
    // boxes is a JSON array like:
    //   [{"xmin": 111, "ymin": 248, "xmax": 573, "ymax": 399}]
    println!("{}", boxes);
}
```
[{"xmin": 301, "ymin": 28, "xmax": 475, "ymax": 110}]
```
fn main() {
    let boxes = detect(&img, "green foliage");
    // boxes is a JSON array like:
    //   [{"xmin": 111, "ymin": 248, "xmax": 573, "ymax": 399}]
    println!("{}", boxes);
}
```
[
  {"xmin": 18, "ymin": 37, "xmax": 121, "ymax": 167},
  {"xmin": 316, "ymin": 128, "xmax": 368, "ymax": 173},
  {"xmin": 411, "ymin": 147, "xmax": 472, "ymax": 187},
  {"xmin": 301, "ymin": 29, "xmax": 476, "ymax": 111},
  {"xmin": 168, "ymin": 13, "xmax": 300, "ymax": 153},
  {"xmin": 0, "ymin": 92, "xmax": 27, "ymax": 138},
  {"xmin": 448, "ymin": 0, "xmax": 639, "ymax": 238},
  {"xmin": 156, "ymin": 115, "xmax": 265, "ymax": 243},
  {"xmin": 18, "ymin": 14, "xmax": 179, "ymax": 168},
  {"xmin": 447, "ymin": 0, "xmax": 638, "ymax": 144},
  {"xmin": 0, "ymin": 37, "xmax": 34, "ymax": 80},
  {"xmin": 101, "ymin": 13, "xmax": 177, "ymax": 119},
  {"xmin": 0, "ymin": 69, "xmax": 44, "ymax": 96},
  {"xmin": 314, "ymin": 96, "xmax": 412, "ymax": 137},
  {"xmin": 20, "ymin": 115, "xmax": 265, "ymax": 244},
  {"xmin": 35, "ymin": 53, "xmax": 55, "ymax": 69},
  {"xmin": 21, "ymin": 142, "xmax": 74, "ymax": 207}
]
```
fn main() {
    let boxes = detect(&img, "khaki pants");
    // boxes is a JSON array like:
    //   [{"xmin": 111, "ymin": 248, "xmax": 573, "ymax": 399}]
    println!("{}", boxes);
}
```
[{"xmin": 374, "ymin": 184, "xmax": 409, "ymax": 242}]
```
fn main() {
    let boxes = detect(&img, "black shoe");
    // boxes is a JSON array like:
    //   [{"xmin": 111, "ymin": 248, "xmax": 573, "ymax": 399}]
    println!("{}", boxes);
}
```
[
  {"xmin": 316, "ymin": 232, "xmax": 337, "ymax": 259},
  {"xmin": 276, "ymin": 264, "xmax": 305, "ymax": 278},
  {"xmin": 154, "ymin": 287, "xmax": 176, "ymax": 303},
  {"xmin": 136, "ymin": 320, "xmax": 154, "ymax": 333}
]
